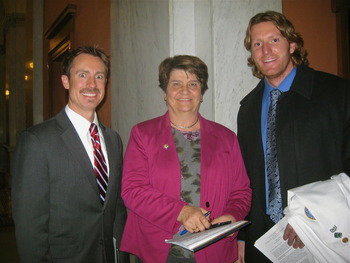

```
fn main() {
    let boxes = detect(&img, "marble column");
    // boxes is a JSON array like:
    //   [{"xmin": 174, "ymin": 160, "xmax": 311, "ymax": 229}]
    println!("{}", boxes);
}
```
[{"xmin": 111, "ymin": 0, "xmax": 282, "ymax": 147}]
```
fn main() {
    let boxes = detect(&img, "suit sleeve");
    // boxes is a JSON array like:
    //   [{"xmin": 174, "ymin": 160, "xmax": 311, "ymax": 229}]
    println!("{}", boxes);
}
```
[
  {"xmin": 11, "ymin": 131, "xmax": 51, "ymax": 262},
  {"xmin": 112, "ymin": 134, "xmax": 130, "ymax": 262}
]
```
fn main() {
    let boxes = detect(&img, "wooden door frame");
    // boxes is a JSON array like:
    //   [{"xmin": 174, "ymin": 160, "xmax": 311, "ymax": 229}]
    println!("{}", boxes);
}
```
[{"xmin": 44, "ymin": 4, "xmax": 76, "ymax": 119}]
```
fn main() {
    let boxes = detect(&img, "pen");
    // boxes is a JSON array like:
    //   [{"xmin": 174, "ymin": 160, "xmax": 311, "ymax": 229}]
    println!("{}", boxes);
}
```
[
  {"xmin": 209, "ymin": 220, "xmax": 231, "ymax": 229},
  {"xmin": 180, "ymin": 211, "xmax": 211, "ymax": 236},
  {"xmin": 203, "ymin": 211, "xmax": 211, "ymax": 217}
]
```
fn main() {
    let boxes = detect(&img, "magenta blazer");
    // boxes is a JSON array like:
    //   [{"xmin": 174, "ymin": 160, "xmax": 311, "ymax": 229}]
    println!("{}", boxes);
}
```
[{"xmin": 120, "ymin": 112, "xmax": 251, "ymax": 263}]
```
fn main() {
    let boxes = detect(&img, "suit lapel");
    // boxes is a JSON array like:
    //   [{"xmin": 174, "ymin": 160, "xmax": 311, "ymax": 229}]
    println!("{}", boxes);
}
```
[
  {"xmin": 199, "ymin": 117, "xmax": 217, "ymax": 205},
  {"xmin": 252, "ymin": 88, "xmax": 268, "ymax": 211},
  {"xmin": 200, "ymin": 116, "xmax": 217, "ymax": 174},
  {"xmin": 154, "ymin": 113, "xmax": 183, "ymax": 194},
  {"xmin": 101, "ymin": 125, "xmax": 119, "ymax": 206},
  {"xmin": 241, "ymin": 82, "xmax": 267, "ymax": 209},
  {"xmin": 56, "ymin": 110, "xmax": 100, "ymax": 197}
]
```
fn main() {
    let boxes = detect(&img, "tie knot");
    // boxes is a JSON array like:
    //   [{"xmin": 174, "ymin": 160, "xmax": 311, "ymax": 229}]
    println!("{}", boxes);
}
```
[
  {"xmin": 270, "ymin": 89, "xmax": 282, "ymax": 102},
  {"xmin": 89, "ymin": 123, "xmax": 98, "ymax": 137}
]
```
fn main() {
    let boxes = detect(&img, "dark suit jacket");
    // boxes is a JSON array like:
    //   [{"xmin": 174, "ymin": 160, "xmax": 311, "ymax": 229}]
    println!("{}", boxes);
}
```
[
  {"xmin": 12, "ymin": 109, "xmax": 128, "ymax": 263},
  {"xmin": 237, "ymin": 65, "xmax": 350, "ymax": 262}
]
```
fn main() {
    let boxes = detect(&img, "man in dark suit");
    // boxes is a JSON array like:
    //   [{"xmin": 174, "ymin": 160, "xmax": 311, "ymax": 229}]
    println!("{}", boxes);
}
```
[
  {"xmin": 12, "ymin": 46, "xmax": 128, "ymax": 262},
  {"xmin": 237, "ymin": 11, "xmax": 350, "ymax": 262}
]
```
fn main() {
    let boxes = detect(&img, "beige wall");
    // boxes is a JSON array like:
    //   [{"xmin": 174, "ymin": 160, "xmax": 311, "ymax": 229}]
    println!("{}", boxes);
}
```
[{"xmin": 283, "ymin": 0, "xmax": 338, "ymax": 75}]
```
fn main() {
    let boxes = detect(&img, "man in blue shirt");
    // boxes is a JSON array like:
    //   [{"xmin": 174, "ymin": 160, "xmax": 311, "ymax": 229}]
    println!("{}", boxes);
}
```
[{"xmin": 237, "ymin": 11, "xmax": 350, "ymax": 262}]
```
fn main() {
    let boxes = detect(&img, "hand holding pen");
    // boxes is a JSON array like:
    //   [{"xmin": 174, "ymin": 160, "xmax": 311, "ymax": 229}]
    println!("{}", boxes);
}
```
[{"xmin": 180, "ymin": 211, "xmax": 211, "ymax": 235}]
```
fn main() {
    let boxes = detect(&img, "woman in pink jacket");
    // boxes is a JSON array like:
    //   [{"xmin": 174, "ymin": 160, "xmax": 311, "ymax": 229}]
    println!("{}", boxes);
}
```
[{"xmin": 120, "ymin": 55, "xmax": 251, "ymax": 263}]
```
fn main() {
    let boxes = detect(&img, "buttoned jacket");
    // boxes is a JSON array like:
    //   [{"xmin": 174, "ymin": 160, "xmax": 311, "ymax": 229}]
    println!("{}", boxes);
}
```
[{"xmin": 121, "ymin": 112, "xmax": 251, "ymax": 263}]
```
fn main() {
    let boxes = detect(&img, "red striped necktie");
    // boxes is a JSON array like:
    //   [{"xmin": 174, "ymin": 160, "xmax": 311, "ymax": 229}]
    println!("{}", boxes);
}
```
[{"xmin": 89, "ymin": 123, "xmax": 108, "ymax": 203}]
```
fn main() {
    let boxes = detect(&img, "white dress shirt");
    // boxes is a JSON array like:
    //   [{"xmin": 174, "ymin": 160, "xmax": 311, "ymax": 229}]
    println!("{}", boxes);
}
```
[{"xmin": 65, "ymin": 105, "xmax": 109, "ymax": 175}]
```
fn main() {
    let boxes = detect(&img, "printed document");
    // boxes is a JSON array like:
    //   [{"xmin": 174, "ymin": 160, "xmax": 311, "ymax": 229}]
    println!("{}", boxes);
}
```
[{"xmin": 254, "ymin": 217, "xmax": 315, "ymax": 263}]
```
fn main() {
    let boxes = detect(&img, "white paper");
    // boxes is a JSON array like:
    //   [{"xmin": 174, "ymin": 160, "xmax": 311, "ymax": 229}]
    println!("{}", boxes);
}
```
[{"xmin": 254, "ymin": 217, "xmax": 315, "ymax": 263}]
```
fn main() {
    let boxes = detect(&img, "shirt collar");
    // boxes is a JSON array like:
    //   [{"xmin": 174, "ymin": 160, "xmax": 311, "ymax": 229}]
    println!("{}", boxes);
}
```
[
  {"xmin": 264, "ymin": 67, "xmax": 297, "ymax": 93},
  {"xmin": 65, "ymin": 105, "xmax": 99, "ymax": 135}
]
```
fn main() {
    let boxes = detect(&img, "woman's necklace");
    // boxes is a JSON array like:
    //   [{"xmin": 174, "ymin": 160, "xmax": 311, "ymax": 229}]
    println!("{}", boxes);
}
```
[{"xmin": 170, "ymin": 117, "xmax": 199, "ymax": 129}]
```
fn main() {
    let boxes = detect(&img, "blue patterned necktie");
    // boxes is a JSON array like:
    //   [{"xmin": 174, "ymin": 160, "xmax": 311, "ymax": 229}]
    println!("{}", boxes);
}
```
[
  {"xmin": 89, "ymin": 123, "xmax": 108, "ymax": 203},
  {"xmin": 266, "ymin": 89, "xmax": 283, "ymax": 223}
]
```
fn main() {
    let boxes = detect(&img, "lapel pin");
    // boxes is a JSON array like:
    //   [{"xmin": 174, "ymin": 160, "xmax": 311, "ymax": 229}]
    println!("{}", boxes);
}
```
[
  {"xmin": 163, "ymin": 144, "xmax": 169, "ymax": 149},
  {"xmin": 304, "ymin": 207, "xmax": 316, "ymax": 220},
  {"xmin": 334, "ymin": 232, "xmax": 342, "ymax": 238}
]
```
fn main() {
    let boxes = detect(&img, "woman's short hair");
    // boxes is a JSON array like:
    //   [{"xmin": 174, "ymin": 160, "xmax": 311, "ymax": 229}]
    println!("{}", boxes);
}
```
[
  {"xmin": 158, "ymin": 55, "xmax": 209, "ymax": 95},
  {"xmin": 244, "ymin": 11, "xmax": 309, "ymax": 79},
  {"xmin": 62, "ymin": 45, "xmax": 110, "ymax": 78}
]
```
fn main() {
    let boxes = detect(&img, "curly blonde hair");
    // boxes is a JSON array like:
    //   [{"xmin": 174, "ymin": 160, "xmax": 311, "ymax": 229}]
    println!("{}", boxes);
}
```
[{"xmin": 244, "ymin": 11, "xmax": 309, "ymax": 79}]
